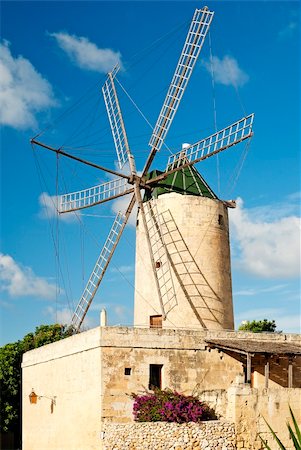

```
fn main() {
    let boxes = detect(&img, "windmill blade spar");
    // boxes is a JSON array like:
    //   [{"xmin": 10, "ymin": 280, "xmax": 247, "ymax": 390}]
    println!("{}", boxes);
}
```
[
  {"xmin": 143, "ymin": 6, "xmax": 214, "ymax": 176},
  {"xmin": 31, "ymin": 138, "xmax": 130, "ymax": 180},
  {"xmin": 60, "ymin": 178, "xmax": 133, "ymax": 213},
  {"xmin": 71, "ymin": 195, "xmax": 136, "ymax": 332}
]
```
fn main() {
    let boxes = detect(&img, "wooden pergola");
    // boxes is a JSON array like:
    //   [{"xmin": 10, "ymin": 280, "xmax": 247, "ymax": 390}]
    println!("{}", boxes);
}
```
[{"xmin": 205, "ymin": 338, "xmax": 301, "ymax": 388}]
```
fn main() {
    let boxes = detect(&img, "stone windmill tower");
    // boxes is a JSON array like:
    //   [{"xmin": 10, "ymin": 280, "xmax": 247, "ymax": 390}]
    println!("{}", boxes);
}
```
[
  {"xmin": 31, "ymin": 6, "xmax": 254, "ymax": 333},
  {"xmin": 134, "ymin": 165, "xmax": 235, "ymax": 330}
]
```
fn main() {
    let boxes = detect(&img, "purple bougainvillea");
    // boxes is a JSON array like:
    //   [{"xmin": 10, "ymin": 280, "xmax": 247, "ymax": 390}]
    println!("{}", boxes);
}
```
[{"xmin": 131, "ymin": 389, "xmax": 216, "ymax": 423}]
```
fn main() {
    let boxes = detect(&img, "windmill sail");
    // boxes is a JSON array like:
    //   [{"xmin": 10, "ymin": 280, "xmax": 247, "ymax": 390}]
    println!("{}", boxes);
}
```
[
  {"xmin": 71, "ymin": 197, "xmax": 135, "ymax": 332},
  {"xmin": 60, "ymin": 178, "xmax": 132, "ymax": 213},
  {"xmin": 144, "ymin": 7, "xmax": 214, "ymax": 174},
  {"xmin": 102, "ymin": 65, "xmax": 131, "ymax": 170},
  {"xmin": 167, "ymin": 114, "xmax": 254, "ymax": 171}
]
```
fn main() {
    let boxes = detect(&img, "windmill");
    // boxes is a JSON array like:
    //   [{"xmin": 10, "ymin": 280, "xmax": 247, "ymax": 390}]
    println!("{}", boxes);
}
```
[{"xmin": 31, "ymin": 6, "xmax": 254, "ymax": 333}]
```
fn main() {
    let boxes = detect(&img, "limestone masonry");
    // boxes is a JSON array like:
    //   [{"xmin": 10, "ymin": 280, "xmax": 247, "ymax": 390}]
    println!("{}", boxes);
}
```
[
  {"xmin": 134, "ymin": 194, "xmax": 234, "ymax": 330},
  {"xmin": 22, "ymin": 326, "xmax": 301, "ymax": 450},
  {"xmin": 102, "ymin": 421, "xmax": 236, "ymax": 450}
]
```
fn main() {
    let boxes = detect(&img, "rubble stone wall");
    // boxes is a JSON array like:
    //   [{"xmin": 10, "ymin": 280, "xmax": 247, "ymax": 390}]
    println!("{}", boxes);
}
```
[{"xmin": 102, "ymin": 420, "xmax": 236, "ymax": 450}]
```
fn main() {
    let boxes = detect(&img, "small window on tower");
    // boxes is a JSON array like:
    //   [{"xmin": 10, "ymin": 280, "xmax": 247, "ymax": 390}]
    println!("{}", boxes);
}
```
[
  {"xmin": 149, "ymin": 364, "xmax": 163, "ymax": 390},
  {"xmin": 124, "ymin": 368, "xmax": 131, "ymax": 375},
  {"xmin": 218, "ymin": 214, "xmax": 224, "ymax": 226},
  {"xmin": 150, "ymin": 315, "xmax": 162, "ymax": 328}
]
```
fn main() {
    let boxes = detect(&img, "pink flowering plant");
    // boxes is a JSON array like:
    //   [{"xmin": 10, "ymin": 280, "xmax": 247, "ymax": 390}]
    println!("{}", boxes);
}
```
[{"xmin": 131, "ymin": 389, "xmax": 216, "ymax": 423}]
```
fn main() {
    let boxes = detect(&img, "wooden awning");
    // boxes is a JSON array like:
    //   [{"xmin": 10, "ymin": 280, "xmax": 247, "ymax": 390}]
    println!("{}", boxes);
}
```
[
  {"xmin": 205, "ymin": 338, "xmax": 300, "ymax": 387},
  {"xmin": 205, "ymin": 338, "xmax": 301, "ymax": 356}
]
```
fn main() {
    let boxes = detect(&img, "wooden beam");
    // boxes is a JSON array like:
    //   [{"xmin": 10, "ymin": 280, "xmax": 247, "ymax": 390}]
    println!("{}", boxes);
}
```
[
  {"xmin": 31, "ymin": 139, "xmax": 130, "ymax": 180},
  {"xmin": 246, "ymin": 353, "xmax": 252, "ymax": 384},
  {"xmin": 264, "ymin": 358, "xmax": 269, "ymax": 389},
  {"xmin": 288, "ymin": 358, "xmax": 293, "ymax": 388}
]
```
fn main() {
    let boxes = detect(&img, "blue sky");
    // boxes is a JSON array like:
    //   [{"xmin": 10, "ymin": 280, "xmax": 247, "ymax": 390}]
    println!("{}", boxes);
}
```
[{"xmin": 0, "ymin": 1, "xmax": 300, "ymax": 345}]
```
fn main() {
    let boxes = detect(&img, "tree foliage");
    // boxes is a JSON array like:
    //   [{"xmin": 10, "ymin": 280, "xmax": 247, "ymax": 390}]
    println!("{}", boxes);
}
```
[
  {"xmin": 238, "ymin": 319, "xmax": 279, "ymax": 333},
  {"xmin": 0, "ymin": 324, "xmax": 73, "ymax": 435}
]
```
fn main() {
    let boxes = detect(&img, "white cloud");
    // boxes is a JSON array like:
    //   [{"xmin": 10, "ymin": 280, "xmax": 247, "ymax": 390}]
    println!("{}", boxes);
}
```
[
  {"xmin": 44, "ymin": 306, "xmax": 72, "ymax": 324},
  {"xmin": 202, "ymin": 55, "xmax": 249, "ymax": 87},
  {"xmin": 45, "ymin": 305, "xmax": 97, "ymax": 329},
  {"xmin": 0, "ymin": 253, "xmax": 57, "ymax": 300},
  {"xmin": 236, "ymin": 307, "xmax": 284, "ymax": 322},
  {"xmin": 112, "ymin": 304, "xmax": 128, "ymax": 322},
  {"xmin": 0, "ymin": 300, "xmax": 12, "ymax": 309},
  {"xmin": 229, "ymin": 197, "xmax": 301, "ymax": 278},
  {"xmin": 276, "ymin": 315, "xmax": 301, "ymax": 333},
  {"xmin": 38, "ymin": 192, "xmax": 78, "ymax": 222},
  {"xmin": 248, "ymin": 194, "xmax": 300, "ymax": 222},
  {"xmin": 234, "ymin": 284, "xmax": 288, "ymax": 297},
  {"xmin": 0, "ymin": 40, "xmax": 56, "ymax": 129},
  {"xmin": 111, "ymin": 265, "xmax": 134, "ymax": 274},
  {"xmin": 89, "ymin": 302, "xmax": 107, "ymax": 312},
  {"xmin": 50, "ymin": 31, "xmax": 122, "ymax": 73},
  {"xmin": 111, "ymin": 193, "xmax": 138, "ymax": 227},
  {"xmin": 278, "ymin": 21, "xmax": 297, "ymax": 40}
]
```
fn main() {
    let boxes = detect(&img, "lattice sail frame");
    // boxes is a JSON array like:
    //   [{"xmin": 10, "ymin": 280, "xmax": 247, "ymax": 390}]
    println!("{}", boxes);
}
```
[
  {"xmin": 148, "ymin": 8, "xmax": 214, "ymax": 155},
  {"xmin": 60, "ymin": 177, "xmax": 131, "ymax": 213},
  {"xmin": 102, "ymin": 64, "xmax": 131, "ymax": 169},
  {"xmin": 167, "ymin": 114, "xmax": 254, "ymax": 170}
]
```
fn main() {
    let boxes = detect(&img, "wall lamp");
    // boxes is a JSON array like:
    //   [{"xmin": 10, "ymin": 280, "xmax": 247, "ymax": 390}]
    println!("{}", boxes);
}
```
[{"xmin": 29, "ymin": 389, "xmax": 56, "ymax": 413}]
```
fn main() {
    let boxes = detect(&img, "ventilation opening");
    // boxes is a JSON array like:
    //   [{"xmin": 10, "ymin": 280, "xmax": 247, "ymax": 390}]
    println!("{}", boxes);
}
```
[
  {"xmin": 150, "ymin": 315, "xmax": 162, "ymax": 328},
  {"xmin": 149, "ymin": 364, "xmax": 163, "ymax": 390}
]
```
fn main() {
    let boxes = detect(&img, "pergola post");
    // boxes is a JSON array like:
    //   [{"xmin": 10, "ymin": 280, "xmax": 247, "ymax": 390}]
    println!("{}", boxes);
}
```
[
  {"xmin": 264, "ymin": 356, "xmax": 269, "ymax": 388},
  {"xmin": 246, "ymin": 353, "xmax": 252, "ymax": 384},
  {"xmin": 288, "ymin": 356, "xmax": 293, "ymax": 388}
]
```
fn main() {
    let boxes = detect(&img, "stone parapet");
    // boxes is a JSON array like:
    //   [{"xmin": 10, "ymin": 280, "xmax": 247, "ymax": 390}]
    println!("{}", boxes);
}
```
[
  {"xmin": 102, "ymin": 420, "xmax": 236, "ymax": 450},
  {"xmin": 100, "ymin": 326, "xmax": 301, "ymax": 349},
  {"xmin": 22, "ymin": 326, "xmax": 100, "ymax": 367}
]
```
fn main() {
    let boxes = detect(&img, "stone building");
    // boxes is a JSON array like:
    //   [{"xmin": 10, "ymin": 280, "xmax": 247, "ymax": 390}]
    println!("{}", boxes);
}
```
[
  {"xmin": 22, "ymin": 179, "xmax": 301, "ymax": 449},
  {"xmin": 22, "ymin": 324, "xmax": 301, "ymax": 450}
]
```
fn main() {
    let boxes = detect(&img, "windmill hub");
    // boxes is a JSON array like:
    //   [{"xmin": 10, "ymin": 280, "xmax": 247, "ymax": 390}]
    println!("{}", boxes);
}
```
[{"xmin": 128, "ymin": 174, "xmax": 147, "ymax": 188}]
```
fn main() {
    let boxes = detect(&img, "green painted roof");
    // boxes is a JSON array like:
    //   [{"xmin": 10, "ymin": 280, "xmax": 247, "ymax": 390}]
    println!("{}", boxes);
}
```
[{"xmin": 143, "ymin": 165, "xmax": 217, "ymax": 202}]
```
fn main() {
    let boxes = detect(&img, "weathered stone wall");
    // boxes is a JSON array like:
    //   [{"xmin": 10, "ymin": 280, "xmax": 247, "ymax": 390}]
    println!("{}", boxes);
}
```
[
  {"xmin": 22, "ymin": 326, "xmax": 301, "ymax": 450},
  {"xmin": 22, "ymin": 328, "xmax": 101, "ymax": 450},
  {"xmin": 227, "ymin": 386, "xmax": 301, "ymax": 450},
  {"xmin": 100, "ymin": 327, "xmax": 301, "ymax": 424},
  {"xmin": 134, "ymin": 194, "xmax": 234, "ymax": 330},
  {"xmin": 198, "ymin": 386, "xmax": 301, "ymax": 450},
  {"xmin": 102, "ymin": 421, "xmax": 236, "ymax": 450},
  {"xmin": 100, "ymin": 327, "xmax": 243, "ymax": 423}
]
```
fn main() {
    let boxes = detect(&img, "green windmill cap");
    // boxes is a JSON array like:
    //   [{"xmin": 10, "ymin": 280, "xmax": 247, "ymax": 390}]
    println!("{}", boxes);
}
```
[{"xmin": 143, "ymin": 165, "xmax": 218, "ymax": 202}]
